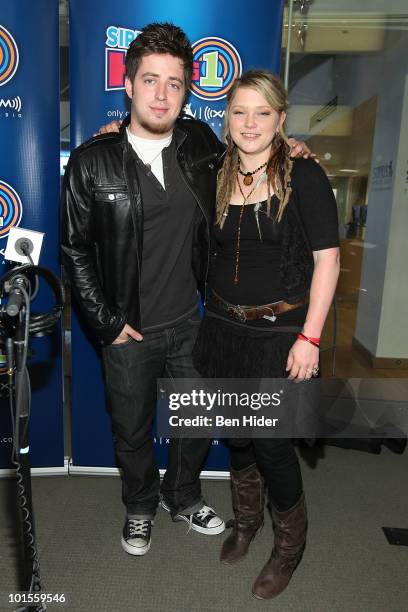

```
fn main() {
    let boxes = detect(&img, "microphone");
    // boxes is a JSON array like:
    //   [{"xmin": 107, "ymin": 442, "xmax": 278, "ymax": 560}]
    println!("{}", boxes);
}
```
[
  {"xmin": 6, "ymin": 337, "xmax": 14, "ymax": 370},
  {"xmin": 6, "ymin": 289, "xmax": 25, "ymax": 317},
  {"xmin": 6, "ymin": 276, "xmax": 29, "ymax": 317}
]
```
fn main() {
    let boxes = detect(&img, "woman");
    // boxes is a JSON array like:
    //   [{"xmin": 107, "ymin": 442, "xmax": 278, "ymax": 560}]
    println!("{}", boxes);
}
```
[{"xmin": 193, "ymin": 70, "xmax": 340, "ymax": 599}]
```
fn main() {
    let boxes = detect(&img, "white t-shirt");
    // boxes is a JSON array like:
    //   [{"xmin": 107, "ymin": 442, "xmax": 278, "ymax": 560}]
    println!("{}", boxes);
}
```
[{"xmin": 126, "ymin": 128, "xmax": 172, "ymax": 188}]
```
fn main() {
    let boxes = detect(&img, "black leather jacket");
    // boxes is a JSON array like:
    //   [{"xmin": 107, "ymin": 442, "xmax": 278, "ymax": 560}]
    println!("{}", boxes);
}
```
[{"xmin": 61, "ymin": 116, "xmax": 224, "ymax": 345}]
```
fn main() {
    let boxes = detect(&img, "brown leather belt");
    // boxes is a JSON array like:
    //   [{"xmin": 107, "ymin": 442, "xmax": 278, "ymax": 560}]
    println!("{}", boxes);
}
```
[{"xmin": 210, "ymin": 291, "xmax": 308, "ymax": 323}]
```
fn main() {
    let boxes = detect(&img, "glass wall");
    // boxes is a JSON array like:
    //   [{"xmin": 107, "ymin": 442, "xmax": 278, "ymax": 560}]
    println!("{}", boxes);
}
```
[{"xmin": 282, "ymin": 0, "xmax": 408, "ymax": 378}]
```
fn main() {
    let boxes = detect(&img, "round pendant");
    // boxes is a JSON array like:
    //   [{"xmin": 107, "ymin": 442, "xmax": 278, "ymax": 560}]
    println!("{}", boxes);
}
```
[{"xmin": 243, "ymin": 174, "xmax": 253, "ymax": 186}]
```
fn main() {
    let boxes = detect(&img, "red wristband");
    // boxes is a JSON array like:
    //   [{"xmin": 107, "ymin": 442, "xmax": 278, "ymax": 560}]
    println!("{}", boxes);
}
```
[{"xmin": 297, "ymin": 333, "xmax": 320, "ymax": 348}]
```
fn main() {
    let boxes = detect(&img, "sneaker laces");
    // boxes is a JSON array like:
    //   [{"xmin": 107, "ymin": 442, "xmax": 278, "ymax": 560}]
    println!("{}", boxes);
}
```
[
  {"xmin": 186, "ymin": 505, "xmax": 216, "ymax": 534},
  {"xmin": 187, "ymin": 515, "xmax": 193, "ymax": 534},
  {"xmin": 196, "ymin": 505, "xmax": 216, "ymax": 520},
  {"xmin": 128, "ymin": 519, "xmax": 149, "ymax": 538}
]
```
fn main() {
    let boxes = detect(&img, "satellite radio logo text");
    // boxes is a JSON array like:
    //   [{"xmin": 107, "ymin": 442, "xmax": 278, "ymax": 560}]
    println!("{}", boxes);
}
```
[{"xmin": 0, "ymin": 96, "xmax": 22, "ymax": 111}]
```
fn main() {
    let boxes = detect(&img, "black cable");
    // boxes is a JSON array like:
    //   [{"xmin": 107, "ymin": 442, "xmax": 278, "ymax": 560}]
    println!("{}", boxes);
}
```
[
  {"xmin": 7, "ymin": 283, "xmax": 43, "ymax": 598},
  {"xmin": 13, "ymin": 286, "xmax": 31, "ymax": 456},
  {"xmin": 0, "ymin": 261, "xmax": 65, "ymax": 603},
  {"xmin": 20, "ymin": 245, "xmax": 40, "ymax": 302},
  {"xmin": 0, "ymin": 264, "xmax": 65, "ymax": 337},
  {"xmin": 17, "ymin": 367, "xmax": 32, "ymax": 466}
]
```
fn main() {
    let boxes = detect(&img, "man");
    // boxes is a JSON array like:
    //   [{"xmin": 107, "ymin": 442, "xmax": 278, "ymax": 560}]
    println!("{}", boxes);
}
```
[
  {"xmin": 62, "ymin": 23, "xmax": 226, "ymax": 557},
  {"xmin": 61, "ymin": 22, "xmax": 311, "ymax": 556}
]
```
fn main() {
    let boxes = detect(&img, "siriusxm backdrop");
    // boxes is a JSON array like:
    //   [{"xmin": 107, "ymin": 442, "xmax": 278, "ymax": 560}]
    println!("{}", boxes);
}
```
[
  {"xmin": 0, "ymin": 2, "xmax": 63, "ymax": 470},
  {"xmin": 69, "ymin": 0, "xmax": 284, "ymax": 472}
]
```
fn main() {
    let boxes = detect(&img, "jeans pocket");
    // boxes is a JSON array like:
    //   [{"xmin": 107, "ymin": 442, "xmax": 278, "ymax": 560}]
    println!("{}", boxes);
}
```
[{"xmin": 108, "ymin": 337, "xmax": 134, "ymax": 349}]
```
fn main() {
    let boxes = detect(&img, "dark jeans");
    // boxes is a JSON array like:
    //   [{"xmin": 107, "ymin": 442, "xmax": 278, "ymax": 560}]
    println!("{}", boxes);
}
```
[
  {"xmin": 229, "ymin": 439, "xmax": 303, "ymax": 512},
  {"xmin": 102, "ymin": 315, "xmax": 211, "ymax": 519}
]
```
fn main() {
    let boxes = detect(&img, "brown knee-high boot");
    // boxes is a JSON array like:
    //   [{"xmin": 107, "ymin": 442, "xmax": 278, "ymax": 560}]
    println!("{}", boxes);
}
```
[
  {"xmin": 220, "ymin": 464, "xmax": 265, "ymax": 565},
  {"xmin": 252, "ymin": 493, "xmax": 307, "ymax": 599}
]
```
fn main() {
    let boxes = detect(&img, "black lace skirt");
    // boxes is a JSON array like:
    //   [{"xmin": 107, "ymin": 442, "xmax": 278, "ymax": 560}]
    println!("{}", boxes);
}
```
[{"xmin": 192, "ymin": 308, "xmax": 304, "ymax": 379}]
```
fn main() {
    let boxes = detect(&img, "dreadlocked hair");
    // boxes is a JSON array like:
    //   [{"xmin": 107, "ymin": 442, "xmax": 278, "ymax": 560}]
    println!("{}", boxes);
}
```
[
  {"xmin": 216, "ymin": 70, "xmax": 293, "ymax": 228},
  {"xmin": 216, "ymin": 137, "xmax": 239, "ymax": 227}
]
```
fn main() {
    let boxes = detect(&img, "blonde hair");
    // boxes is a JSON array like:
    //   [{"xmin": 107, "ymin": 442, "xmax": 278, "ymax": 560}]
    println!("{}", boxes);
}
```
[{"xmin": 216, "ymin": 70, "xmax": 293, "ymax": 227}]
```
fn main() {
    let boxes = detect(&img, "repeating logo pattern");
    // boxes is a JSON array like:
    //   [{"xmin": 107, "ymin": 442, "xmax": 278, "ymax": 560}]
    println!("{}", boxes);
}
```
[
  {"xmin": 0, "ymin": 25, "xmax": 19, "ymax": 87},
  {"xmin": 191, "ymin": 37, "xmax": 242, "ymax": 101},
  {"xmin": 0, "ymin": 180, "xmax": 23, "ymax": 239}
]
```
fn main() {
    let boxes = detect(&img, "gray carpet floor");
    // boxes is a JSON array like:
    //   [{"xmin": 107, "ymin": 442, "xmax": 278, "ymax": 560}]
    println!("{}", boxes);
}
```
[{"xmin": 1, "ymin": 445, "xmax": 407, "ymax": 612}]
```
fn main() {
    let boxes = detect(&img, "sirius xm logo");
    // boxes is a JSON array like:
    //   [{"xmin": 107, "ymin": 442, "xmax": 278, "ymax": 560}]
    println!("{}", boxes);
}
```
[
  {"xmin": 0, "ymin": 96, "xmax": 22, "ymax": 111},
  {"xmin": 0, "ymin": 180, "xmax": 23, "ymax": 241},
  {"xmin": 0, "ymin": 25, "xmax": 23, "ymax": 120},
  {"xmin": 191, "ymin": 37, "xmax": 242, "ymax": 101},
  {"xmin": 104, "ymin": 29, "xmax": 242, "ymax": 101},
  {"xmin": 105, "ymin": 26, "xmax": 141, "ymax": 91},
  {"xmin": 0, "ymin": 25, "xmax": 19, "ymax": 86},
  {"xmin": 183, "ymin": 102, "xmax": 225, "ymax": 125}
]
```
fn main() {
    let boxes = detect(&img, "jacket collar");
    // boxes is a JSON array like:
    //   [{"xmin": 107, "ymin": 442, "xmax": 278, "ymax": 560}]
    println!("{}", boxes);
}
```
[
  {"xmin": 173, "ymin": 120, "xmax": 187, "ymax": 149},
  {"xmin": 120, "ymin": 114, "xmax": 131, "ymax": 150}
]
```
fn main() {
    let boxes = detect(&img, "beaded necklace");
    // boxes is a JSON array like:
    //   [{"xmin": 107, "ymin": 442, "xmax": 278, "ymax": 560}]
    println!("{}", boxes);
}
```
[
  {"xmin": 238, "ymin": 158, "xmax": 267, "ymax": 185},
  {"xmin": 233, "ymin": 172, "xmax": 267, "ymax": 284}
]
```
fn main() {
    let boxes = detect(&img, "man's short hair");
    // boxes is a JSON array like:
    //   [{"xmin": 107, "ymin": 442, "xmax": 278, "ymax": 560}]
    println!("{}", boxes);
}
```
[{"xmin": 125, "ymin": 22, "xmax": 193, "ymax": 89}]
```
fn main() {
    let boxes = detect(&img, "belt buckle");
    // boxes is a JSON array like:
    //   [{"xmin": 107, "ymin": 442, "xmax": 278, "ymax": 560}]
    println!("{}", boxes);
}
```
[
  {"xmin": 232, "ymin": 304, "xmax": 247, "ymax": 322},
  {"xmin": 262, "ymin": 305, "xmax": 277, "ymax": 323}
]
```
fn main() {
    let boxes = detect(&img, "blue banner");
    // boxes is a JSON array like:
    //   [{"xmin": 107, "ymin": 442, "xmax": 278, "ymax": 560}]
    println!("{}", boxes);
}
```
[
  {"xmin": 69, "ymin": 0, "xmax": 284, "ymax": 471},
  {"xmin": 0, "ymin": 2, "xmax": 63, "ymax": 470}
]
